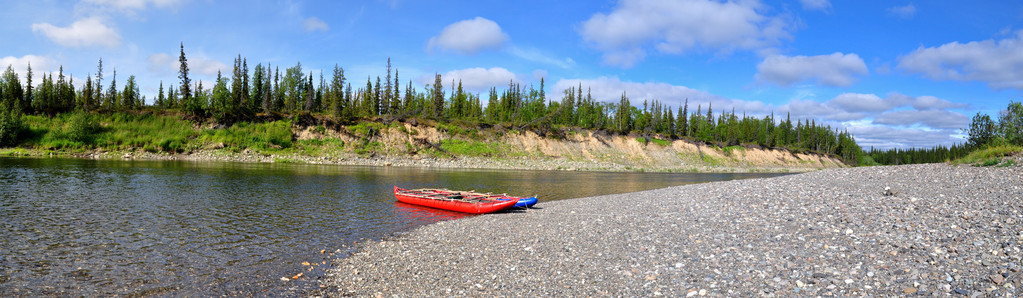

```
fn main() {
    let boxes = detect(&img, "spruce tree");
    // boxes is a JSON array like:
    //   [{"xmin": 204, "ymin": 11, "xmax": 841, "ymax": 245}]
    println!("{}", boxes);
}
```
[{"xmin": 178, "ymin": 43, "xmax": 192, "ymax": 103}]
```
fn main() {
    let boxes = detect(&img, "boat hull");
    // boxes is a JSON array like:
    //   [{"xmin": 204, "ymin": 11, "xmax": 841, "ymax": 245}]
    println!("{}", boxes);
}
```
[
  {"xmin": 394, "ymin": 186, "xmax": 519, "ymax": 214},
  {"xmin": 500, "ymin": 196, "xmax": 538, "ymax": 208}
]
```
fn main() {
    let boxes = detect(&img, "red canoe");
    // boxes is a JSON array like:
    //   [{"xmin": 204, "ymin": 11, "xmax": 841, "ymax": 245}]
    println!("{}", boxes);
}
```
[{"xmin": 393, "ymin": 186, "xmax": 520, "ymax": 214}]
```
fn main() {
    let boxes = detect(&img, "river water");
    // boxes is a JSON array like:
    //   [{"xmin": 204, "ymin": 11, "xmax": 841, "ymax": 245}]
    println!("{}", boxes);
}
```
[{"xmin": 0, "ymin": 157, "xmax": 786, "ymax": 296}]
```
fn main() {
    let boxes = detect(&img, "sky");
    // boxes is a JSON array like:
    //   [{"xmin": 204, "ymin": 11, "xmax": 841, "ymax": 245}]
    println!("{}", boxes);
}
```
[{"xmin": 2, "ymin": 0, "xmax": 1023, "ymax": 149}]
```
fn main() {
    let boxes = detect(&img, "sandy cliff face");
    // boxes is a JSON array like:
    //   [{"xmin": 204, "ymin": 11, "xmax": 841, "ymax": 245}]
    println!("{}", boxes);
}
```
[
  {"xmin": 308, "ymin": 123, "xmax": 846, "ymax": 172},
  {"xmin": 499, "ymin": 129, "xmax": 845, "ymax": 171}
]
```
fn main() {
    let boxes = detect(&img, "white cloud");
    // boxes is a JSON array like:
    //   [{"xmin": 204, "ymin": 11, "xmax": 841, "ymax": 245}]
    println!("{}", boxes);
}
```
[
  {"xmin": 887, "ymin": 4, "xmax": 916, "ymax": 19},
  {"xmin": 439, "ymin": 67, "xmax": 520, "ymax": 91},
  {"xmin": 303, "ymin": 17, "xmax": 329, "ymax": 32},
  {"xmin": 427, "ymin": 17, "xmax": 508, "ymax": 55},
  {"xmin": 897, "ymin": 30, "xmax": 1023, "ymax": 90},
  {"xmin": 147, "ymin": 53, "xmax": 228, "ymax": 77},
  {"xmin": 800, "ymin": 0, "xmax": 830, "ymax": 11},
  {"xmin": 579, "ymin": 0, "xmax": 792, "ymax": 67},
  {"xmin": 873, "ymin": 110, "xmax": 969, "ymax": 130},
  {"xmin": 32, "ymin": 17, "xmax": 121, "ymax": 48},
  {"xmin": 826, "ymin": 93, "xmax": 887, "ymax": 113},
  {"xmin": 756, "ymin": 52, "xmax": 868, "ymax": 87},
  {"xmin": 552, "ymin": 76, "xmax": 768, "ymax": 114},
  {"xmin": 783, "ymin": 92, "xmax": 968, "ymax": 122},
  {"xmin": 0, "ymin": 55, "xmax": 59, "ymax": 84},
  {"xmin": 848, "ymin": 124, "xmax": 962, "ymax": 149}
]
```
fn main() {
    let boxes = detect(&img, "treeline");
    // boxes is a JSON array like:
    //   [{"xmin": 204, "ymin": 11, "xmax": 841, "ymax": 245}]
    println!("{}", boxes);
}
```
[
  {"xmin": 866, "ymin": 101, "xmax": 1023, "ymax": 165},
  {"xmin": 0, "ymin": 44, "xmax": 862, "ymax": 163},
  {"xmin": 865, "ymin": 143, "xmax": 973, "ymax": 165}
]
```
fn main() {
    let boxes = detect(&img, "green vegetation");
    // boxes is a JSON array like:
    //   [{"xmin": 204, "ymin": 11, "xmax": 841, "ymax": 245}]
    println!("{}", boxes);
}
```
[
  {"xmin": 199, "ymin": 120, "xmax": 293, "ymax": 153},
  {"xmin": 0, "ymin": 47, "xmax": 865, "ymax": 165},
  {"xmin": 722, "ymin": 145, "xmax": 744, "ymax": 156},
  {"xmin": 868, "ymin": 101, "xmax": 1022, "ymax": 166},
  {"xmin": 637, "ymin": 137, "xmax": 671, "ymax": 147},
  {"xmin": 439, "ymin": 139, "xmax": 498, "ymax": 156},
  {"xmin": 953, "ymin": 144, "xmax": 1023, "ymax": 166}
]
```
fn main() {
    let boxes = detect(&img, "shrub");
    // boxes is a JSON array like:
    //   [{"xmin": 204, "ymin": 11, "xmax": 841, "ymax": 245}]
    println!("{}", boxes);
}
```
[
  {"xmin": 0, "ymin": 109, "xmax": 23, "ymax": 147},
  {"xmin": 65, "ymin": 111, "xmax": 100, "ymax": 143}
]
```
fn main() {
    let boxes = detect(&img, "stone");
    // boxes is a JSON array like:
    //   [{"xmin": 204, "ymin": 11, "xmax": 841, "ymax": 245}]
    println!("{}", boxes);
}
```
[
  {"xmin": 990, "ymin": 274, "xmax": 1004, "ymax": 285},
  {"xmin": 903, "ymin": 287, "xmax": 917, "ymax": 294}
]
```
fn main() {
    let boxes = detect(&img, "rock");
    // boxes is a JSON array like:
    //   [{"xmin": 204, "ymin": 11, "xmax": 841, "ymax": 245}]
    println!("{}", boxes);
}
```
[
  {"xmin": 952, "ymin": 288, "xmax": 969, "ymax": 295},
  {"xmin": 990, "ymin": 274, "xmax": 1004, "ymax": 285},
  {"xmin": 883, "ymin": 186, "xmax": 894, "ymax": 196},
  {"xmin": 903, "ymin": 287, "xmax": 918, "ymax": 294}
]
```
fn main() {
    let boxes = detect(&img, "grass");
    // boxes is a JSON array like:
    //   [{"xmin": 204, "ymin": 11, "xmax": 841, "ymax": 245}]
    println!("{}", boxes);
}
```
[
  {"xmin": 439, "ymin": 139, "xmax": 498, "ymax": 156},
  {"xmin": 199, "ymin": 120, "xmax": 294, "ymax": 153},
  {"xmin": 722, "ymin": 145, "xmax": 745, "ymax": 156},
  {"xmin": 953, "ymin": 144, "xmax": 1023, "ymax": 167},
  {"xmin": 636, "ymin": 137, "xmax": 671, "ymax": 147},
  {"xmin": 22, "ymin": 112, "xmax": 199, "ymax": 153},
  {"xmin": 347, "ymin": 122, "xmax": 386, "ymax": 137}
]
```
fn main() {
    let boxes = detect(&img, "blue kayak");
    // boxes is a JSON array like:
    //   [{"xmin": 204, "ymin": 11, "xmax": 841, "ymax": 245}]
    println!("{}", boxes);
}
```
[{"xmin": 500, "ymin": 196, "xmax": 538, "ymax": 208}]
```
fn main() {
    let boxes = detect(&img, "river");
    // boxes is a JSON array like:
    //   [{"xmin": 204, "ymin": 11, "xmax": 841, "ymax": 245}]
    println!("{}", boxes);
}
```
[{"xmin": 0, "ymin": 157, "xmax": 786, "ymax": 296}]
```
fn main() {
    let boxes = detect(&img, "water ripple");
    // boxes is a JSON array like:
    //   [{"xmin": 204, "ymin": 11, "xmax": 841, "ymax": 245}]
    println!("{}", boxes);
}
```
[{"xmin": 0, "ymin": 157, "xmax": 784, "ymax": 296}]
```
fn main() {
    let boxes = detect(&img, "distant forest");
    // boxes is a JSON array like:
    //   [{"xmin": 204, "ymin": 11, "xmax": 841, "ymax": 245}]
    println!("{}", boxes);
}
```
[{"xmin": 4, "ymin": 43, "xmax": 1013, "ymax": 166}]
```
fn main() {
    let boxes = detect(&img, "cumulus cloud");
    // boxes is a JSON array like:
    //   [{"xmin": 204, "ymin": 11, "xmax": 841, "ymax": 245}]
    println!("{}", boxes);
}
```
[
  {"xmin": 873, "ymin": 110, "xmax": 969, "ymax": 130},
  {"xmin": 0, "ymin": 55, "xmax": 59, "ymax": 83},
  {"xmin": 847, "ymin": 124, "xmax": 962, "ymax": 149},
  {"xmin": 579, "ymin": 0, "xmax": 792, "ymax": 67},
  {"xmin": 439, "ymin": 67, "xmax": 520, "ymax": 91},
  {"xmin": 32, "ymin": 17, "xmax": 121, "ymax": 48},
  {"xmin": 887, "ymin": 4, "xmax": 916, "ymax": 19},
  {"xmin": 427, "ymin": 17, "xmax": 508, "ymax": 55},
  {"xmin": 303, "ymin": 17, "xmax": 329, "ymax": 32},
  {"xmin": 552, "ymin": 76, "xmax": 769, "ymax": 114},
  {"xmin": 897, "ymin": 30, "xmax": 1023, "ymax": 90},
  {"xmin": 799, "ymin": 0, "xmax": 830, "ymax": 11},
  {"xmin": 756, "ymin": 52, "xmax": 868, "ymax": 87},
  {"xmin": 780, "ymin": 92, "xmax": 967, "ymax": 122},
  {"xmin": 147, "ymin": 53, "xmax": 228, "ymax": 77}
]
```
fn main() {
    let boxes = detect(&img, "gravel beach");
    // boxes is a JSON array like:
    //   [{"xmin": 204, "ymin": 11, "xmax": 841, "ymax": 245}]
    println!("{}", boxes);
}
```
[{"xmin": 319, "ymin": 163, "xmax": 1022, "ymax": 296}]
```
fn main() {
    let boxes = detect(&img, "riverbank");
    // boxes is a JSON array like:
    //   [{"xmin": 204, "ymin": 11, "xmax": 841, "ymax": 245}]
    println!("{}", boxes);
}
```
[
  {"xmin": 319, "ymin": 163, "xmax": 1023, "ymax": 296},
  {"xmin": 0, "ymin": 146, "xmax": 833, "ymax": 173},
  {"xmin": 3, "ymin": 113, "xmax": 848, "ymax": 173}
]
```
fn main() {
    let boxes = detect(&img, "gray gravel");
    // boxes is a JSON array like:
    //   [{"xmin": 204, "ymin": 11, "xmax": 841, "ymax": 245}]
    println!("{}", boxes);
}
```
[{"xmin": 319, "ymin": 163, "xmax": 1023, "ymax": 296}]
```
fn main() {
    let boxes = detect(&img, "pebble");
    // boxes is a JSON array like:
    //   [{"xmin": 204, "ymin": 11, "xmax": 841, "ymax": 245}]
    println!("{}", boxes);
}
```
[{"xmin": 320, "ymin": 164, "xmax": 1023, "ymax": 296}]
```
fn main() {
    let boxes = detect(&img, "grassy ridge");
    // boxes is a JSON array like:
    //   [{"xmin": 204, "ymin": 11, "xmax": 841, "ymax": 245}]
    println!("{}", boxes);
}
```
[
  {"xmin": 18, "ymin": 112, "xmax": 296, "ymax": 155},
  {"xmin": 953, "ymin": 144, "xmax": 1022, "ymax": 167}
]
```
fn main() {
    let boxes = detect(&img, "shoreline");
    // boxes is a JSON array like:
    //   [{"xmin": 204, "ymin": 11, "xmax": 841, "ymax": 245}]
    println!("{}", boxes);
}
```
[
  {"xmin": 0, "ymin": 147, "xmax": 831, "ymax": 173},
  {"xmin": 318, "ymin": 163, "xmax": 1022, "ymax": 296}
]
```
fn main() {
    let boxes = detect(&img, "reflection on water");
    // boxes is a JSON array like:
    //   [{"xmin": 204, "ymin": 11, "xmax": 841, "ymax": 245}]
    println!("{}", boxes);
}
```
[{"xmin": 0, "ymin": 157, "xmax": 785, "ymax": 295}]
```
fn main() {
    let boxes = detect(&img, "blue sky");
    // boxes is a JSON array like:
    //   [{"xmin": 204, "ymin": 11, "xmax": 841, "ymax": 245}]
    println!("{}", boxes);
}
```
[{"xmin": 3, "ymin": 0, "xmax": 1023, "ymax": 149}]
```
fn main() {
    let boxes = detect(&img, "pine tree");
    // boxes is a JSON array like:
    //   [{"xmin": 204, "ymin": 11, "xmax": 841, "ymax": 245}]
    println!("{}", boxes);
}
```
[
  {"xmin": 122, "ymin": 75, "xmax": 139, "ymax": 110},
  {"xmin": 157, "ymin": 81, "xmax": 165, "ymax": 108},
  {"xmin": 178, "ymin": 43, "xmax": 192, "ymax": 103},
  {"xmin": 95, "ymin": 58, "xmax": 103, "ymax": 112},
  {"xmin": 391, "ymin": 69, "xmax": 400, "ymax": 114},
  {"xmin": 106, "ymin": 69, "xmax": 118, "ymax": 111},
  {"xmin": 24, "ymin": 63, "xmax": 33, "ymax": 113},
  {"xmin": 383, "ymin": 58, "xmax": 392, "ymax": 115},
  {"xmin": 304, "ymin": 72, "xmax": 315, "ymax": 112},
  {"xmin": 82, "ymin": 73, "xmax": 94, "ymax": 111},
  {"xmin": 432, "ymin": 73, "xmax": 444, "ymax": 119}
]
